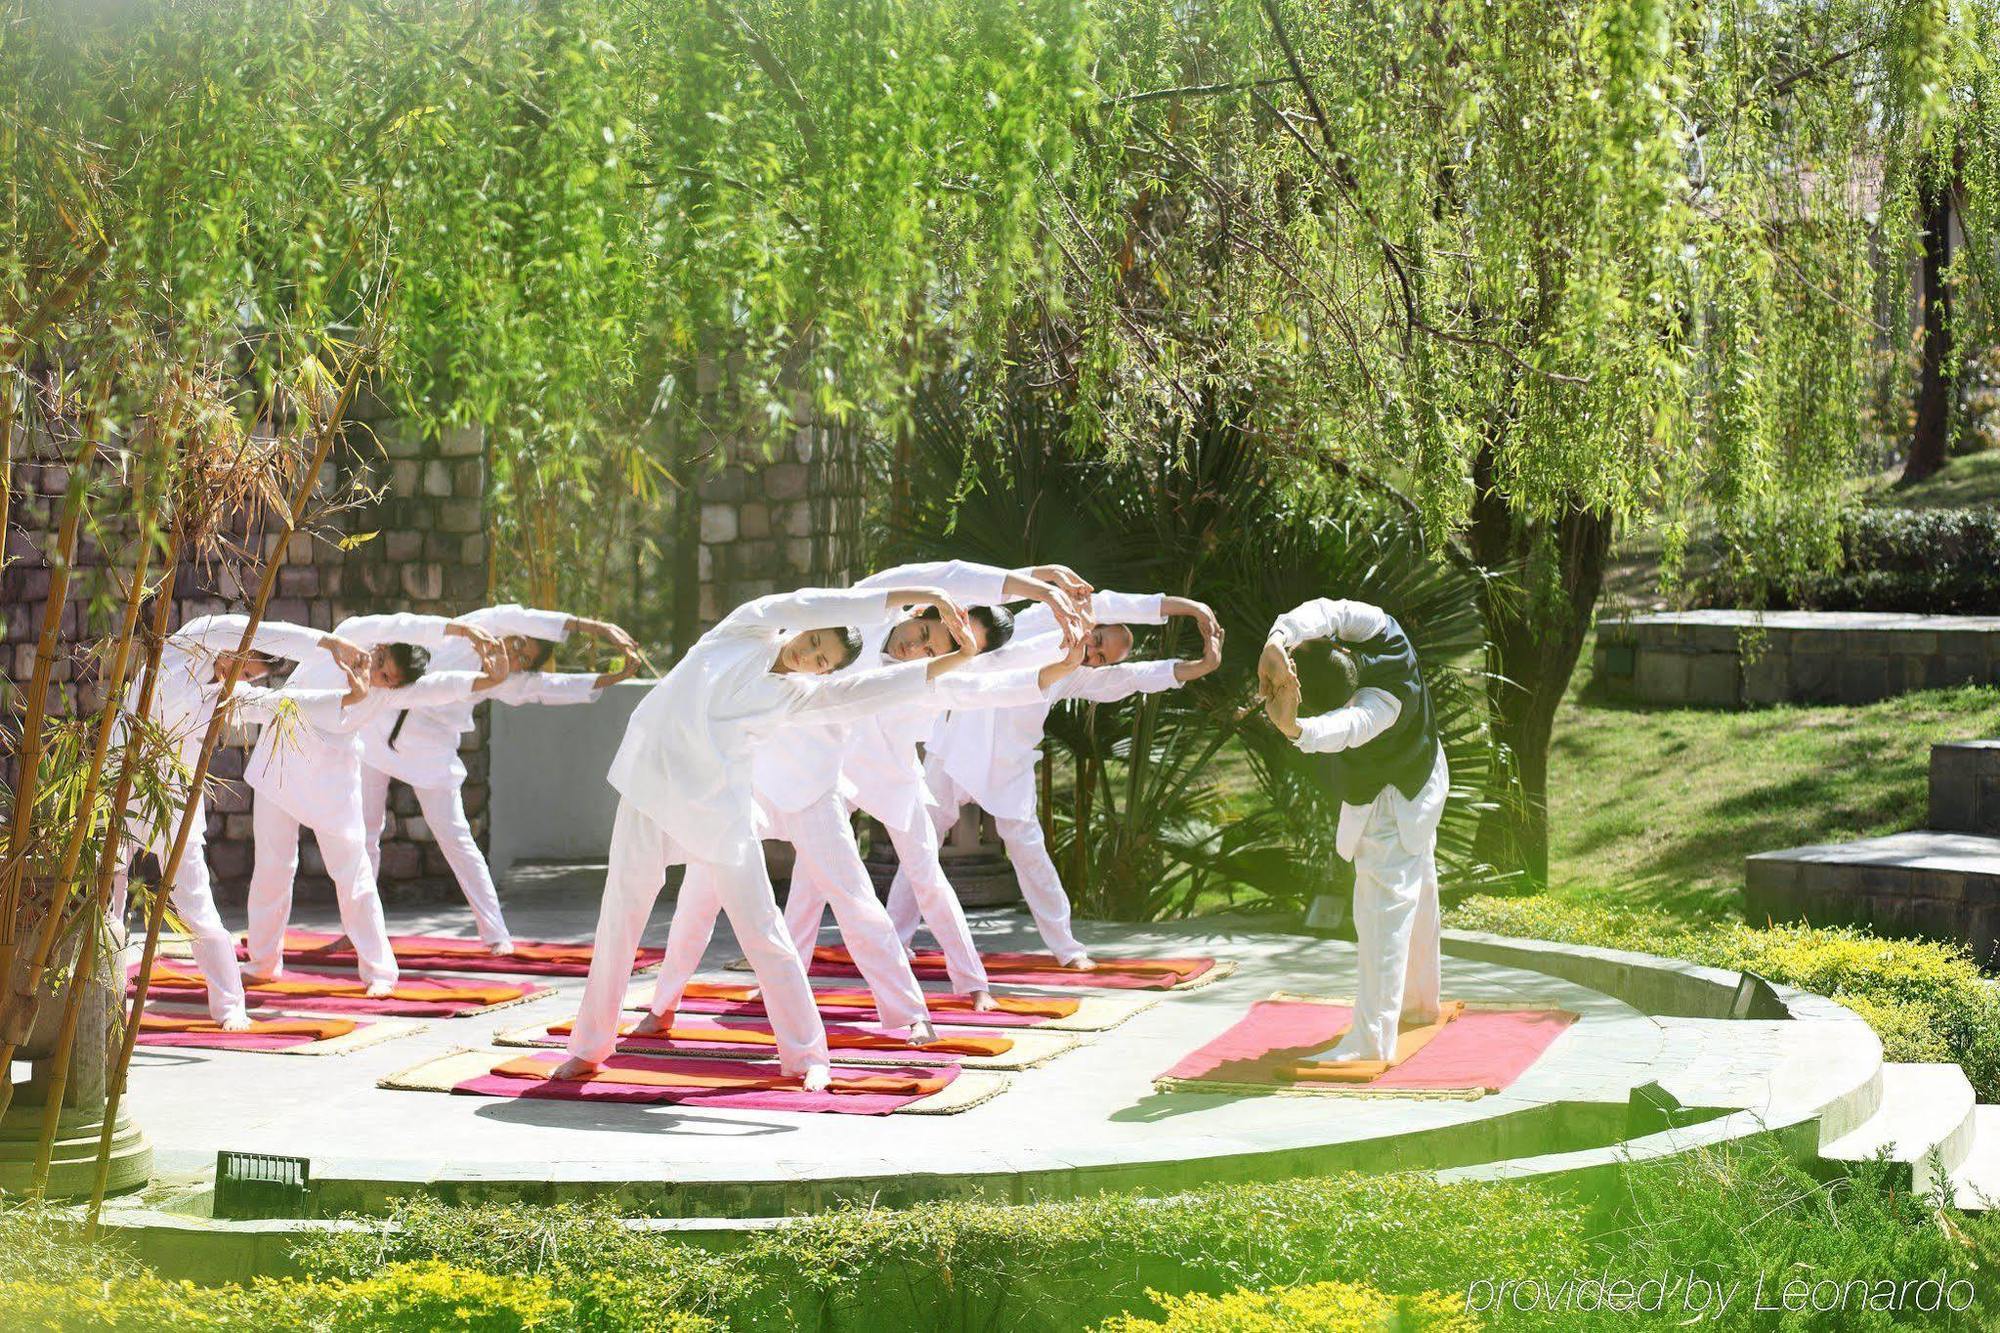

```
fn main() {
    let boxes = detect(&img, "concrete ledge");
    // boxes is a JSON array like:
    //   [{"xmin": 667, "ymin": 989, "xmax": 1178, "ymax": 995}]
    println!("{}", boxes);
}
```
[{"xmin": 1594, "ymin": 611, "xmax": 2000, "ymax": 708}]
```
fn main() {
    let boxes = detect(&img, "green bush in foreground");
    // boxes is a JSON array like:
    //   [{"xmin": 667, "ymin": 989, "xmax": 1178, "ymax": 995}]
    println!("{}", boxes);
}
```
[
  {"xmin": 1449, "ymin": 895, "xmax": 2000, "ymax": 1098},
  {"xmin": 296, "ymin": 1173, "xmax": 1585, "ymax": 1331}
]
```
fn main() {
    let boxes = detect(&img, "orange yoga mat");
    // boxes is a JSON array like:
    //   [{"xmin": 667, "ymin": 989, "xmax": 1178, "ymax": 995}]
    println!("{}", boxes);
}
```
[
  {"xmin": 490, "ymin": 1053, "xmax": 948, "ymax": 1097},
  {"xmin": 1280, "ymin": 1001, "xmax": 1467, "ymax": 1082},
  {"xmin": 546, "ymin": 1017, "xmax": 1013, "ymax": 1058},
  {"xmin": 140, "ymin": 1012, "xmax": 357, "ymax": 1040}
]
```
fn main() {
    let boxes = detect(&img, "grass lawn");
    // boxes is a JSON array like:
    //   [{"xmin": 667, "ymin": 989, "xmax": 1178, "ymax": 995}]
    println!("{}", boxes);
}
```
[{"xmin": 1546, "ymin": 669, "xmax": 2000, "ymax": 920}]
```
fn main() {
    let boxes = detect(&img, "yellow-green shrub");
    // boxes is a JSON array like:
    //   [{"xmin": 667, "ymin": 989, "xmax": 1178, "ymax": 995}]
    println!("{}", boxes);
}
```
[
  {"xmin": 0, "ymin": 1261, "xmax": 714, "ymax": 1332},
  {"xmin": 1450, "ymin": 895, "xmax": 2000, "ymax": 1097},
  {"xmin": 1099, "ymin": 1282, "xmax": 1478, "ymax": 1332}
]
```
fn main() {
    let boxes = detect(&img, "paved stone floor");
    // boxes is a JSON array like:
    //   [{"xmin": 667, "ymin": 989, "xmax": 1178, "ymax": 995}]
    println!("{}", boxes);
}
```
[{"xmin": 125, "ymin": 868, "xmax": 1660, "ymax": 1205}]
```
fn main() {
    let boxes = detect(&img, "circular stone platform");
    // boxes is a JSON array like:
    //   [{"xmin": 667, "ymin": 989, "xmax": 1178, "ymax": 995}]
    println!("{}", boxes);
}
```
[{"xmin": 108, "ymin": 873, "xmax": 1882, "ymax": 1233}]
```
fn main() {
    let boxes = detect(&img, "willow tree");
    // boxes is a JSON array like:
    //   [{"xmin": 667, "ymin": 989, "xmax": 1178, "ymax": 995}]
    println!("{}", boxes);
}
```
[{"xmin": 1035, "ymin": 0, "xmax": 1998, "ymax": 881}]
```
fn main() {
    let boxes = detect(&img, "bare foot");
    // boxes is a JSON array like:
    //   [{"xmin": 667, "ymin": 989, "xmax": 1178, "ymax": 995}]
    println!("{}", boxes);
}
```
[
  {"xmin": 800, "ymin": 1065, "xmax": 832, "ymax": 1092},
  {"xmin": 487, "ymin": 941, "xmax": 517, "ymax": 957},
  {"xmin": 305, "ymin": 934, "xmax": 353, "ymax": 955},
  {"xmin": 909, "ymin": 1019, "xmax": 938, "ymax": 1046},
  {"xmin": 970, "ymin": 990, "xmax": 1000, "ymax": 1013},
  {"xmin": 240, "ymin": 969, "xmax": 278, "ymax": 986},
  {"xmin": 743, "ymin": 987, "xmax": 762, "ymax": 1003},
  {"xmin": 365, "ymin": 980, "xmax": 396, "ymax": 998},
  {"xmin": 221, "ymin": 1013, "xmax": 253, "ymax": 1032},
  {"xmin": 1061, "ymin": 955, "xmax": 1098, "ymax": 972},
  {"xmin": 548, "ymin": 1057, "xmax": 598, "ymax": 1081},
  {"xmin": 629, "ymin": 1010, "xmax": 673, "ymax": 1037}
]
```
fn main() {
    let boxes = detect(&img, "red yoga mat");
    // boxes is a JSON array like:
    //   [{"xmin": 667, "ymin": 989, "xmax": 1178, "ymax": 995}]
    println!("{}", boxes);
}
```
[
  {"xmin": 810, "ymin": 944, "xmax": 1215, "ymax": 991},
  {"xmin": 673, "ymin": 981, "xmax": 1078, "ymax": 1030},
  {"xmin": 135, "ymin": 1010, "xmax": 360, "ymax": 1052},
  {"xmin": 258, "ymin": 929, "xmax": 663, "ymax": 978},
  {"xmin": 133, "ymin": 959, "xmax": 543, "ymax": 1018},
  {"xmin": 1160, "ymin": 999, "xmax": 1577, "ymax": 1093},
  {"xmin": 453, "ymin": 1049, "xmax": 954, "ymax": 1115}
]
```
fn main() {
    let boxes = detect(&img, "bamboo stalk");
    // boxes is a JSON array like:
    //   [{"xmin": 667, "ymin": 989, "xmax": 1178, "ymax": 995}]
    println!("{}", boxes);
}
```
[
  {"xmin": 0, "ymin": 430, "xmax": 101, "ymax": 1117},
  {"xmin": 86, "ymin": 335, "xmax": 374, "ymax": 1230},
  {"xmin": 27, "ymin": 531, "xmax": 169, "ymax": 1194}
]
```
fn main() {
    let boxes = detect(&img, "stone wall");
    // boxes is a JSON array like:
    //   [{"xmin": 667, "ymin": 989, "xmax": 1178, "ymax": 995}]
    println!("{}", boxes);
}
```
[
  {"xmin": 1595, "ymin": 609, "xmax": 2000, "ymax": 708},
  {"xmin": 695, "ymin": 417, "xmax": 866, "ymax": 625},
  {"xmin": 2, "ymin": 391, "xmax": 489, "ymax": 906}
]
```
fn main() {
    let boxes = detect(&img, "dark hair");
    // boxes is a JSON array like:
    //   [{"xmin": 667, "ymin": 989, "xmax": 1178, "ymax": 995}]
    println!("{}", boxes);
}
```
[
  {"xmin": 521, "ymin": 637, "xmax": 556, "ymax": 670},
  {"xmin": 385, "ymin": 642, "xmax": 430, "ymax": 686},
  {"xmin": 972, "ymin": 604, "xmax": 1015, "ymax": 651},
  {"xmin": 1293, "ymin": 641, "xmax": 1360, "ymax": 716},
  {"xmin": 832, "ymin": 626, "xmax": 864, "ymax": 669},
  {"xmin": 912, "ymin": 603, "xmax": 1015, "ymax": 653}
]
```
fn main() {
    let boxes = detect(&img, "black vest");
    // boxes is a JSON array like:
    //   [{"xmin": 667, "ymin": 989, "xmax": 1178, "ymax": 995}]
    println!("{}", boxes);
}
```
[{"xmin": 1310, "ymin": 614, "xmax": 1440, "ymax": 806}]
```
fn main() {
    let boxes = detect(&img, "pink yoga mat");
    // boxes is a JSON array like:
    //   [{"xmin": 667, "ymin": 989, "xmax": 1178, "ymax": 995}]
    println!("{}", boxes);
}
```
[
  {"xmin": 452, "ymin": 1050, "xmax": 955, "ymax": 1115},
  {"xmin": 253, "ymin": 930, "xmax": 664, "ymax": 978},
  {"xmin": 811, "ymin": 945, "xmax": 1216, "ymax": 991},
  {"xmin": 1162, "ymin": 1000, "xmax": 1577, "ymax": 1092},
  {"xmin": 135, "ymin": 1011, "xmax": 363, "ymax": 1052}
]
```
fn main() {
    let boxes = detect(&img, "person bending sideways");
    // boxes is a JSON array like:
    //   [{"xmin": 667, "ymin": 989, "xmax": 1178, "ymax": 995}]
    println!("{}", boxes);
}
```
[
  {"xmin": 243, "ymin": 613, "xmax": 510, "ymax": 996},
  {"xmin": 112, "ymin": 615, "xmax": 369, "ymax": 1028},
  {"xmin": 633, "ymin": 559, "xmax": 1076, "ymax": 1022},
  {"xmin": 1258, "ymin": 597, "xmax": 1448, "ymax": 1063},
  {"xmin": 358, "ymin": 604, "xmax": 640, "ymax": 954},
  {"xmin": 553, "ymin": 581, "xmax": 991, "ymax": 1091},
  {"xmin": 912, "ymin": 586, "xmax": 1223, "ymax": 967}
]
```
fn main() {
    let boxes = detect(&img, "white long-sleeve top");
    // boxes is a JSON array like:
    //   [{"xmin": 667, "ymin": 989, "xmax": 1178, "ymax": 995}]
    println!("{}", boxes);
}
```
[
  {"xmin": 1267, "ymin": 597, "xmax": 1448, "ymax": 859},
  {"xmin": 609, "ymin": 587, "xmax": 938, "ymax": 868},
  {"xmin": 926, "ymin": 590, "xmax": 1182, "ymax": 823},
  {"xmin": 245, "ymin": 613, "xmax": 484, "ymax": 828},
  {"xmin": 751, "ymin": 560, "xmax": 1015, "ymax": 817},
  {"xmin": 359, "ymin": 603, "xmax": 581, "ymax": 788}
]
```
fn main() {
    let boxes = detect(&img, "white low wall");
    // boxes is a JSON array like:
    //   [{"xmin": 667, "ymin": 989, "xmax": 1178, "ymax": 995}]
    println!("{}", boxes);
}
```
[{"xmin": 488, "ymin": 678, "xmax": 654, "ymax": 876}]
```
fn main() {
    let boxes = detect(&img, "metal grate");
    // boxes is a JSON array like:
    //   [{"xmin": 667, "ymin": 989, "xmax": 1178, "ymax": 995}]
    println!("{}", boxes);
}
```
[{"xmin": 213, "ymin": 1150, "xmax": 311, "ymax": 1220}]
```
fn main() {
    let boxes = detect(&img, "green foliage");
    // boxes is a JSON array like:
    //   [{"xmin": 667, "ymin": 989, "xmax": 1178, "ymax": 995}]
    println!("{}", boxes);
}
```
[
  {"xmin": 1097, "ymin": 1282, "xmax": 1479, "ymax": 1332},
  {"xmin": 1705, "ymin": 507, "xmax": 2000, "ymax": 613},
  {"xmin": 1450, "ymin": 894, "xmax": 2000, "ymax": 1098},
  {"xmin": 885, "ymin": 381, "xmax": 1514, "ymax": 916},
  {"xmin": 297, "ymin": 1175, "xmax": 1583, "ymax": 1331}
]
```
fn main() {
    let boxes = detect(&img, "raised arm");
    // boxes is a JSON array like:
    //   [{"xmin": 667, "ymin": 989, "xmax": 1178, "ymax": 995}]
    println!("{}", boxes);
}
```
[
  {"xmin": 1285, "ymin": 689, "xmax": 1403, "ymax": 754},
  {"xmin": 458, "ymin": 603, "xmax": 573, "ymax": 642},
  {"xmin": 1267, "ymin": 598, "xmax": 1388, "ymax": 649},
  {"xmin": 717, "ymin": 586, "xmax": 912, "ymax": 637},
  {"xmin": 482, "ymin": 671, "xmax": 609, "ymax": 708},
  {"xmin": 171, "ymin": 614, "xmax": 333, "ymax": 665},
  {"xmin": 860, "ymin": 560, "xmax": 1088, "ymax": 645},
  {"xmin": 786, "ymin": 658, "xmax": 936, "ymax": 725},
  {"xmin": 335, "ymin": 612, "xmax": 456, "ymax": 649}
]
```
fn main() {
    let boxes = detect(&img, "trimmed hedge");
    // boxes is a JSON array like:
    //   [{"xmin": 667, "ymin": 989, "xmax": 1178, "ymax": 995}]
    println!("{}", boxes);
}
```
[
  {"xmin": 296, "ymin": 1176, "xmax": 1587, "ymax": 1331},
  {"xmin": 1702, "ymin": 507, "xmax": 2000, "ymax": 614},
  {"xmin": 1448, "ymin": 895, "xmax": 2000, "ymax": 1098},
  {"xmin": 1096, "ymin": 1281, "xmax": 1478, "ymax": 1331}
]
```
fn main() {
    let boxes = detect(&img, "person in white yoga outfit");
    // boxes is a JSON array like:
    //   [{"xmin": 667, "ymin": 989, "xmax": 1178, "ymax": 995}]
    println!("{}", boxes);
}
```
[
  {"xmin": 1258, "ymin": 597, "xmax": 1448, "ymax": 1063},
  {"xmin": 774, "ymin": 562, "xmax": 1095, "ymax": 1006},
  {"xmin": 112, "ymin": 615, "xmax": 369, "ymax": 1028},
  {"xmin": 909, "ymin": 589, "xmax": 1223, "ymax": 967},
  {"xmin": 358, "ymin": 604, "xmax": 639, "ymax": 954},
  {"xmin": 645, "ymin": 561, "xmax": 1089, "ymax": 1026},
  {"xmin": 552, "ymin": 581, "xmax": 991, "ymax": 1091},
  {"xmin": 242, "ymin": 612, "xmax": 509, "ymax": 995}
]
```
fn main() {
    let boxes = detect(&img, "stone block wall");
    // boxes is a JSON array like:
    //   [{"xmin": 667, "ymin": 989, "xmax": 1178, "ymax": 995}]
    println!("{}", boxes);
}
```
[
  {"xmin": 2, "ymin": 391, "xmax": 489, "ymax": 906},
  {"xmin": 1930, "ymin": 741, "xmax": 2000, "ymax": 837},
  {"xmin": 1595, "ymin": 610, "xmax": 2000, "ymax": 708},
  {"xmin": 695, "ymin": 417, "xmax": 866, "ymax": 625}
]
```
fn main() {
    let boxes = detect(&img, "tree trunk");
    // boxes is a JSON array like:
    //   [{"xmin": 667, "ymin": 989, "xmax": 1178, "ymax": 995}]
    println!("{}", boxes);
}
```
[
  {"xmin": 1901, "ymin": 170, "xmax": 1956, "ymax": 485},
  {"xmin": 1466, "ymin": 443, "xmax": 1613, "ymax": 887}
]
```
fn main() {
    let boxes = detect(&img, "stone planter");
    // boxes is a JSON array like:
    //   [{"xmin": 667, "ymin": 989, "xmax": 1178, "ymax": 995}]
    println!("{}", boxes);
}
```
[
  {"xmin": 0, "ymin": 909, "xmax": 151, "ymax": 1199},
  {"xmin": 859, "ymin": 813, "xmax": 1023, "ymax": 908}
]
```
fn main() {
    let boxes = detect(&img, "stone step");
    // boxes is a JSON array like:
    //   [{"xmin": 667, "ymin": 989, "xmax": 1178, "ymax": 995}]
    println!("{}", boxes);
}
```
[
  {"xmin": 1931, "ymin": 741, "xmax": 2000, "ymax": 836},
  {"xmin": 1744, "ymin": 831, "xmax": 2000, "ymax": 966},
  {"xmin": 1949, "ymin": 1105, "xmax": 2000, "ymax": 1210},
  {"xmin": 1820, "ymin": 1063, "xmax": 1977, "ymax": 1196}
]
